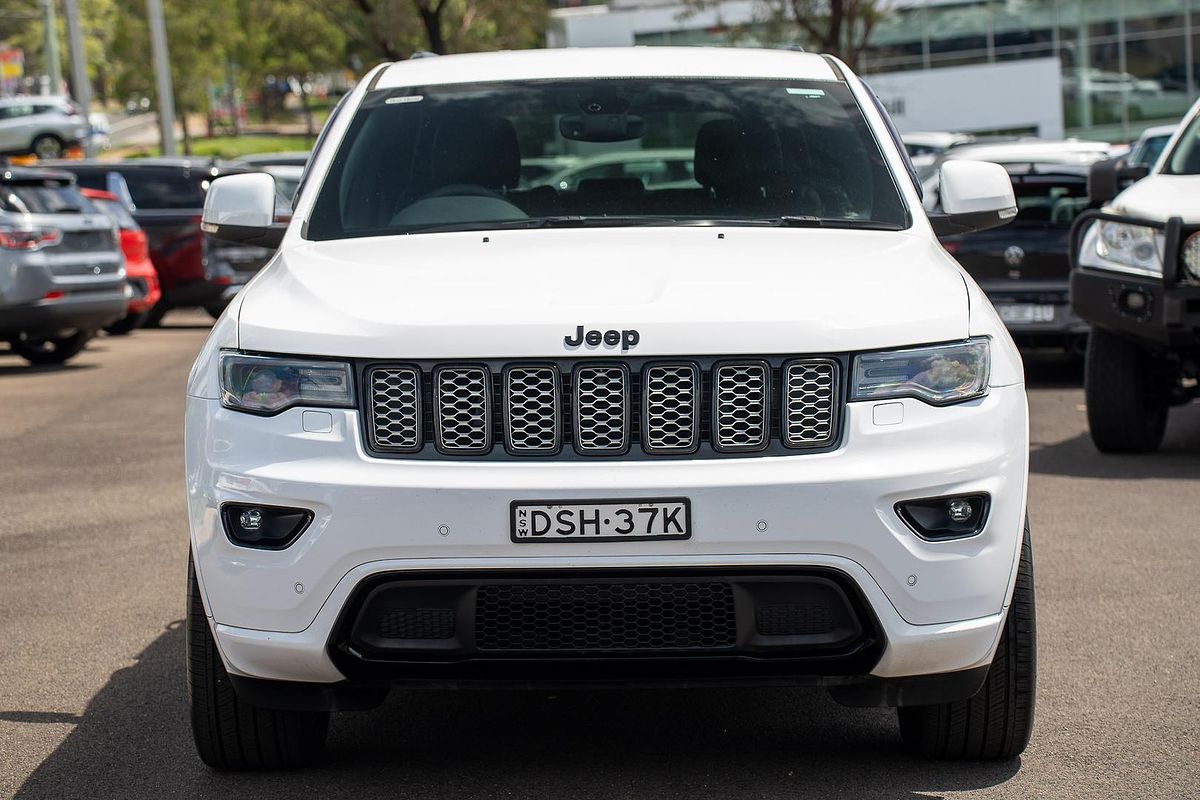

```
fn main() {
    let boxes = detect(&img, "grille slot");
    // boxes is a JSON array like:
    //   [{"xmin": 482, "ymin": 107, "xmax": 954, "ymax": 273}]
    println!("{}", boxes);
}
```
[
  {"xmin": 783, "ymin": 360, "xmax": 839, "ymax": 448},
  {"xmin": 368, "ymin": 366, "xmax": 422, "ymax": 452},
  {"xmin": 434, "ymin": 366, "xmax": 492, "ymax": 454},
  {"xmin": 573, "ymin": 364, "xmax": 630, "ymax": 455},
  {"xmin": 642, "ymin": 363, "xmax": 700, "ymax": 453},
  {"xmin": 504, "ymin": 365, "xmax": 561, "ymax": 454},
  {"xmin": 474, "ymin": 582, "xmax": 737, "ymax": 651},
  {"xmin": 712, "ymin": 362, "xmax": 770, "ymax": 452}
]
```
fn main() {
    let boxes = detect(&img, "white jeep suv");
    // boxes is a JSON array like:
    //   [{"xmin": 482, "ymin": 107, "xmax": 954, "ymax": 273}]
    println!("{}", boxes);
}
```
[{"xmin": 186, "ymin": 47, "xmax": 1035, "ymax": 769}]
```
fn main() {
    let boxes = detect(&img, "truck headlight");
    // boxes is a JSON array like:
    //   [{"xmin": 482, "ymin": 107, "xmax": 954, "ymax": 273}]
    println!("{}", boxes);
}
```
[
  {"xmin": 851, "ymin": 338, "xmax": 990, "ymax": 406},
  {"xmin": 1078, "ymin": 220, "xmax": 1164, "ymax": 277},
  {"xmin": 1183, "ymin": 232, "xmax": 1200, "ymax": 282},
  {"xmin": 219, "ymin": 352, "xmax": 354, "ymax": 415}
]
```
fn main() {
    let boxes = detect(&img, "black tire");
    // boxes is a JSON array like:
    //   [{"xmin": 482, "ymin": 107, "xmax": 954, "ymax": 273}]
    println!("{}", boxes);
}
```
[
  {"xmin": 104, "ymin": 310, "xmax": 149, "ymax": 336},
  {"xmin": 142, "ymin": 300, "xmax": 170, "ymax": 328},
  {"xmin": 205, "ymin": 301, "xmax": 229, "ymax": 321},
  {"xmin": 1084, "ymin": 327, "xmax": 1169, "ymax": 453},
  {"xmin": 187, "ymin": 556, "xmax": 329, "ymax": 770},
  {"xmin": 898, "ymin": 519, "xmax": 1036, "ymax": 760},
  {"xmin": 11, "ymin": 330, "xmax": 92, "ymax": 365},
  {"xmin": 31, "ymin": 133, "xmax": 65, "ymax": 160}
]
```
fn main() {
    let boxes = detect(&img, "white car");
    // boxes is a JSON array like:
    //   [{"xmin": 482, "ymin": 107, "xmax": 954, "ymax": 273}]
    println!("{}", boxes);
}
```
[
  {"xmin": 1070, "ymin": 98, "xmax": 1200, "ymax": 452},
  {"xmin": 186, "ymin": 47, "xmax": 1034, "ymax": 770},
  {"xmin": 0, "ymin": 95, "xmax": 89, "ymax": 159}
]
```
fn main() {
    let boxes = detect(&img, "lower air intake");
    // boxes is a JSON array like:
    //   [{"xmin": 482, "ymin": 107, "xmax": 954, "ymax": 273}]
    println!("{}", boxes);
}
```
[{"xmin": 474, "ymin": 581, "xmax": 737, "ymax": 652}]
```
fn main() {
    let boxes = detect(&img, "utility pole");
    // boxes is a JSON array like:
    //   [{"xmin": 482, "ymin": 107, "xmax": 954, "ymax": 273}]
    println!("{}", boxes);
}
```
[
  {"xmin": 62, "ymin": 0, "xmax": 89, "ymax": 112},
  {"xmin": 146, "ymin": 0, "xmax": 177, "ymax": 156},
  {"xmin": 40, "ymin": 0, "xmax": 62, "ymax": 95}
]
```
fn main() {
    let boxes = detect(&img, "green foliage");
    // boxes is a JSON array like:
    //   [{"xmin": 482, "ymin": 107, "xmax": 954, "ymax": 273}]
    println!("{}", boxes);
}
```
[
  {"xmin": 120, "ymin": 133, "xmax": 312, "ymax": 158},
  {"xmin": 5, "ymin": 0, "xmax": 548, "ymax": 121}
]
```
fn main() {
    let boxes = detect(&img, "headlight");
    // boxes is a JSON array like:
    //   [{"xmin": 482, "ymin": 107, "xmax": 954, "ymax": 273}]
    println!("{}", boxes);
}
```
[
  {"xmin": 219, "ymin": 353, "xmax": 354, "ymax": 414},
  {"xmin": 1183, "ymin": 232, "xmax": 1200, "ymax": 282},
  {"xmin": 1078, "ymin": 220, "xmax": 1165, "ymax": 277},
  {"xmin": 851, "ymin": 339, "xmax": 990, "ymax": 406}
]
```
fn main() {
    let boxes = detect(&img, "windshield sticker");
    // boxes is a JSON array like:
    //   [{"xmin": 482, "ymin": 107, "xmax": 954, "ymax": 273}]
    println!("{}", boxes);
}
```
[
  {"xmin": 786, "ymin": 87, "xmax": 826, "ymax": 98},
  {"xmin": 385, "ymin": 95, "xmax": 424, "ymax": 104}
]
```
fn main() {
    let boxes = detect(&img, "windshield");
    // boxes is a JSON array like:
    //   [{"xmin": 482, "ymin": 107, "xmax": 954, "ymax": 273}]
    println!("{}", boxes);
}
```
[
  {"xmin": 1010, "ymin": 176, "xmax": 1089, "ymax": 227},
  {"xmin": 1163, "ymin": 112, "xmax": 1200, "ymax": 175},
  {"xmin": 0, "ymin": 182, "xmax": 93, "ymax": 214},
  {"xmin": 308, "ymin": 78, "xmax": 909, "ymax": 239}
]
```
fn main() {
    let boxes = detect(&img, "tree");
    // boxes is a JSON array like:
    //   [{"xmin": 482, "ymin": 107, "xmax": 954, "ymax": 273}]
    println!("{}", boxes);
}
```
[
  {"xmin": 686, "ymin": 0, "xmax": 888, "ymax": 72},
  {"xmin": 245, "ymin": 0, "xmax": 346, "ymax": 136},
  {"xmin": 335, "ymin": 0, "xmax": 546, "ymax": 62}
]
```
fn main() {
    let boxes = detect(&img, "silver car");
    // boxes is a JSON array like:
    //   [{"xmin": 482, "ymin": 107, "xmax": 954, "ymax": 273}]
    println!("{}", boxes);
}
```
[
  {"xmin": 0, "ymin": 96, "xmax": 89, "ymax": 160},
  {"xmin": 0, "ymin": 168, "xmax": 126, "ymax": 365}
]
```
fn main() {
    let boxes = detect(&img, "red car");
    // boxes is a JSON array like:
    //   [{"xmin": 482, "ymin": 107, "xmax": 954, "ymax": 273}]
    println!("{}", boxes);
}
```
[{"xmin": 80, "ymin": 188, "xmax": 161, "ymax": 334}]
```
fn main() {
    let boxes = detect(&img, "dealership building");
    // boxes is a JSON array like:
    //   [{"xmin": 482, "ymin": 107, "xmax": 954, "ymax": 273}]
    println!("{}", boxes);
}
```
[{"xmin": 549, "ymin": 0, "xmax": 1200, "ymax": 142}]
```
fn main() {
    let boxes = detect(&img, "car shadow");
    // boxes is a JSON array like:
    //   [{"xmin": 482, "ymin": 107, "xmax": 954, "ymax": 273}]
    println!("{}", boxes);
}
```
[
  {"xmin": 14, "ymin": 624, "xmax": 1021, "ymax": 799},
  {"xmin": 0, "ymin": 359, "xmax": 98, "ymax": 377},
  {"xmin": 1030, "ymin": 411, "xmax": 1200, "ymax": 480}
]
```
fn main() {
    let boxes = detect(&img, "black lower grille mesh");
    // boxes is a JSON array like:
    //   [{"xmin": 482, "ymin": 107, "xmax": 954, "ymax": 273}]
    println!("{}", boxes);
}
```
[
  {"xmin": 377, "ymin": 608, "xmax": 455, "ymax": 639},
  {"xmin": 756, "ymin": 602, "xmax": 835, "ymax": 636},
  {"xmin": 474, "ymin": 582, "xmax": 737, "ymax": 652}
]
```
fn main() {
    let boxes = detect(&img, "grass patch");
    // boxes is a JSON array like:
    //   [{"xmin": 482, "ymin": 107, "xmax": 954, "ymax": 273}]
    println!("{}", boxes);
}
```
[{"xmin": 114, "ymin": 134, "xmax": 313, "ymax": 160}]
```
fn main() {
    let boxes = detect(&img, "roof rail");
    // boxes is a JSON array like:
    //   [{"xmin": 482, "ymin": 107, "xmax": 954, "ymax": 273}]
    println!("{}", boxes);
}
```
[{"xmin": 409, "ymin": 51, "xmax": 439, "ymax": 59}]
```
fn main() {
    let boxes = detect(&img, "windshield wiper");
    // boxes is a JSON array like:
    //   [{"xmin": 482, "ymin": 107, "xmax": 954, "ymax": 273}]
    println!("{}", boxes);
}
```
[
  {"xmin": 529, "ymin": 215, "xmax": 681, "ymax": 228},
  {"xmin": 772, "ymin": 216, "xmax": 906, "ymax": 231}
]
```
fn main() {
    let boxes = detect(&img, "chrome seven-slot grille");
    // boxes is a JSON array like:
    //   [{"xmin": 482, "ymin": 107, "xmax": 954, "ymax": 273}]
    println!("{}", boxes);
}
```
[{"xmin": 365, "ymin": 357, "xmax": 840, "ymax": 459}]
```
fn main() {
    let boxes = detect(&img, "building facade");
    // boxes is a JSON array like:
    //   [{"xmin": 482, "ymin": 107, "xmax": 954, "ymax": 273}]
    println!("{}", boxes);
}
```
[{"xmin": 549, "ymin": 0, "xmax": 1200, "ymax": 141}]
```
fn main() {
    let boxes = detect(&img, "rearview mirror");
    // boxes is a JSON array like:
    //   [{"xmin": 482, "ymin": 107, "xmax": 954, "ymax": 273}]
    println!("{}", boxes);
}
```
[
  {"xmin": 1087, "ymin": 157, "xmax": 1149, "ymax": 206},
  {"xmin": 929, "ymin": 160, "xmax": 1018, "ymax": 237},
  {"xmin": 201, "ymin": 172, "xmax": 286, "ymax": 248},
  {"xmin": 559, "ymin": 113, "xmax": 644, "ymax": 142}
]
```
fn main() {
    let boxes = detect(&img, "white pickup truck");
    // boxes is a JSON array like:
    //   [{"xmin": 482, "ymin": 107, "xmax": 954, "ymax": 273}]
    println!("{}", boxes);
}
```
[
  {"xmin": 186, "ymin": 47, "xmax": 1034, "ymax": 769},
  {"xmin": 1071, "ymin": 96, "xmax": 1200, "ymax": 452}
]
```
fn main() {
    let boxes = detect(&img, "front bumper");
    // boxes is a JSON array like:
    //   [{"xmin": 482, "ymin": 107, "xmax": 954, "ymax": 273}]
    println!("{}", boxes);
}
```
[
  {"xmin": 1071, "ymin": 267, "xmax": 1200, "ymax": 350},
  {"xmin": 186, "ymin": 383, "xmax": 1028, "ymax": 686}
]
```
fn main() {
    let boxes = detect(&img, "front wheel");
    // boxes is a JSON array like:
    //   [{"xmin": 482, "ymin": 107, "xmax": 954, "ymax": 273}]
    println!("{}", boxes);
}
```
[
  {"xmin": 12, "ymin": 330, "xmax": 92, "ymax": 365},
  {"xmin": 898, "ymin": 519, "xmax": 1036, "ymax": 760},
  {"xmin": 1084, "ymin": 327, "xmax": 1169, "ymax": 453},
  {"xmin": 31, "ymin": 133, "xmax": 65, "ymax": 160},
  {"xmin": 187, "ymin": 557, "xmax": 329, "ymax": 770}
]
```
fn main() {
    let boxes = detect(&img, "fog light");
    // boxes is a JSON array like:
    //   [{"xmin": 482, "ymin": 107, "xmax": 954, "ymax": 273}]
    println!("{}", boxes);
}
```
[
  {"xmin": 221, "ymin": 503, "xmax": 313, "ymax": 550},
  {"xmin": 239, "ymin": 508, "xmax": 263, "ymax": 531},
  {"xmin": 1115, "ymin": 288, "xmax": 1152, "ymax": 319},
  {"xmin": 947, "ymin": 498, "xmax": 973, "ymax": 523},
  {"xmin": 896, "ymin": 494, "xmax": 990, "ymax": 540}
]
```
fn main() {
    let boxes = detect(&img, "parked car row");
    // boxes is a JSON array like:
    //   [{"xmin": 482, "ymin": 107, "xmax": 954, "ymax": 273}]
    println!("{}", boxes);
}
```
[
  {"xmin": 908, "ymin": 103, "xmax": 1200, "ymax": 453},
  {"xmin": 1, "ymin": 151, "xmax": 309, "ymax": 366}
]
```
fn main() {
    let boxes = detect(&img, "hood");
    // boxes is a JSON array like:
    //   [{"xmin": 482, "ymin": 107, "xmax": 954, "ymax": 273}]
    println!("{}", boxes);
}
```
[
  {"xmin": 238, "ymin": 227, "xmax": 968, "ymax": 359},
  {"xmin": 1111, "ymin": 174, "xmax": 1200, "ymax": 224}
]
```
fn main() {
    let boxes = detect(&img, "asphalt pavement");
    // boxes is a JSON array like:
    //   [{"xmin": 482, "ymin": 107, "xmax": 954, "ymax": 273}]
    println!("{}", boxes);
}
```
[{"xmin": 1, "ymin": 312, "xmax": 1198, "ymax": 799}]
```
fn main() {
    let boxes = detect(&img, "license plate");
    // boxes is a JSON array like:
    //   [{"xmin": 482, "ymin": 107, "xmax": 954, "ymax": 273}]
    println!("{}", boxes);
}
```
[
  {"xmin": 510, "ymin": 498, "xmax": 691, "ymax": 543},
  {"xmin": 996, "ymin": 303, "xmax": 1056, "ymax": 325}
]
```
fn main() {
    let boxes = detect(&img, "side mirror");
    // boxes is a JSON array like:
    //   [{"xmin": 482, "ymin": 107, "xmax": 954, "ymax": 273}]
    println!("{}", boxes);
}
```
[
  {"xmin": 201, "ymin": 173, "xmax": 286, "ymax": 248},
  {"xmin": 1087, "ymin": 157, "xmax": 1149, "ymax": 206},
  {"xmin": 929, "ymin": 160, "xmax": 1018, "ymax": 237}
]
